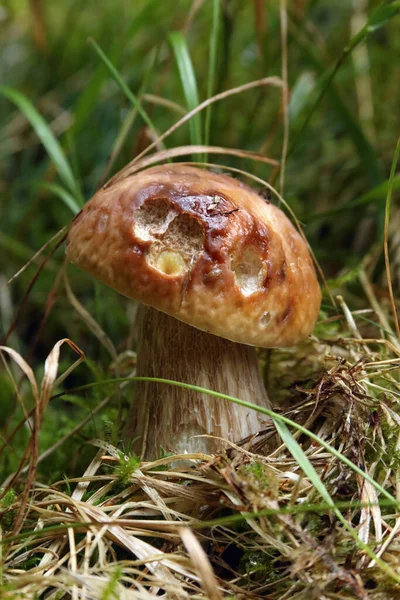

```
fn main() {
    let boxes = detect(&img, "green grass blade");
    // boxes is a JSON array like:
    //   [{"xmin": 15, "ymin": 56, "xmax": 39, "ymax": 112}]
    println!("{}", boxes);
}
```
[
  {"xmin": 41, "ymin": 182, "xmax": 81, "ymax": 215},
  {"xmin": 384, "ymin": 137, "xmax": 400, "ymax": 235},
  {"xmin": 0, "ymin": 496, "xmax": 394, "ymax": 539},
  {"xmin": 55, "ymin": 375, "xmax": 400, "ymax": 582},
  {"xmin": 291, "ymin": 0, "xmax": 400, "ymax": 155},
  {"xmin": 367, "ymin": 1, "xmax": 400, "ymax": 31},
  {"xmin": 1, "ymin": 498, "xmax": 399, "ymax": 546},
  {"xmin": 204, "ymin": 0, "xmax": 221, "ymax": 147},
  {"xmin": 55, "ymin": 366, "xmax": 400, "ymax": 577},
  {"xmin": 168, "ymin": 31, "xmax": 202, "ymax": 151},
  {"xmin": 2, "ymin": 504, "xmax": 397, "ymax": 581},
  {"xmin": 72, "ymin": 45, "xmax": 122, "ymax": 137},
  {"xmin": 58, "ymin": 376, "xmax": 397, "ymax": 506},
  {"xmin": 0, "ymin": 86, "xmax": 82, "ymax": 203},
  {"xmin": 306, "ymin": 174, "xmax": 400, "ymax": 222},
  {"xmin": 89, "ymin": 38, "xmax": 160, "ymax": 141},
  {"xmin": 383, "ymin": 136, "xmax": 400, "ymax": 338},
  {"xmin": 288, "ymin": 33, "xmax": 382, "ymax": 188},
  {"xmin": 288, "ymin": 72, "xmax": 315, "ymax": 122},
  {"xmin": 289, "ymin": 0, "xmax": 400, "ymax": 194},
  {"xmin": 272, "ymin": 418, "xmax": 399, "ymax": 582},
  {"xmin": 73, "ymin": 2, "xmax": 154, "ymax": 137},
  {"xmin": 194, "ymin": 498, "xmax": 398, "ymax": 528},
  {"xmin": 98, "ymin": 49, "xmax": 159, "ymax": 183},
  {"xmin": 273, "ymin": 418, "xmax": 335, "ymax": 508}
]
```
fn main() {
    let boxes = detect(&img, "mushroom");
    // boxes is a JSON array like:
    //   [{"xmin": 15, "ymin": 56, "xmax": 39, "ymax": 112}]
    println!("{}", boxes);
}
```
[{"xmin": 67, "ymin": 165, "xmax": 321, "ymax": 459}]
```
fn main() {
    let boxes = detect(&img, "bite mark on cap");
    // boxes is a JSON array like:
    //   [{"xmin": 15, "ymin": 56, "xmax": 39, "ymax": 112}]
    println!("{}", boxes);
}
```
[
  {"xmin": 147, "ymin": 213, "xmax": 205, "ymax": 277},
  {"xmin": 232, "ymin": 247, "xmax": 265, "ymax": 297},
  {"xmin": 133, "ymin": 198, "xmax": 178, "ymax": 242}
]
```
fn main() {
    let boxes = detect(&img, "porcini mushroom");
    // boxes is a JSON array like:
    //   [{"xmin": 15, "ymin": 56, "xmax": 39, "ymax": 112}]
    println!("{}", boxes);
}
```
[{"xmin": 67, "ymin": 165, "xmax": 321, "ymax": 459}]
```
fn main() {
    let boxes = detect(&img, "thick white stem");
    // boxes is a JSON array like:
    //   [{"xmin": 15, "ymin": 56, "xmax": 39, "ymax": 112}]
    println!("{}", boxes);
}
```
[{"xmin": 125, "ymin": 305, "xmax": 270, "ymax": 459}]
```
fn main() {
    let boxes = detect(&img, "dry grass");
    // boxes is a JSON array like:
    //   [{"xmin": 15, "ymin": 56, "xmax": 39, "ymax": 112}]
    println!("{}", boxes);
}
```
[
  {"xmin": 2, "ymin": 3, "xmax": 400, "ymax": 598},
  {"xmin": 2, "ymin": 281, "xmax": 400, "ymax": 599}
]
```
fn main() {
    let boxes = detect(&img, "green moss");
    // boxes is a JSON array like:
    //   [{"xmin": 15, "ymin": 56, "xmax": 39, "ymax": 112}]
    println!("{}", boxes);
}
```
[
  {"xmin": 380, "ymin": 419, "xmax": 400, "ymax": 470},
  {"xmin": 114, "ymin": 452, "xmax": 141, "ymax": 486},
  {"xmin": 239, "ymin": 549, "xmax": 281, "ymax": 584},
  {"xmin": 239, "ymin": 461, "xmax": 279, "ymax": 498}
]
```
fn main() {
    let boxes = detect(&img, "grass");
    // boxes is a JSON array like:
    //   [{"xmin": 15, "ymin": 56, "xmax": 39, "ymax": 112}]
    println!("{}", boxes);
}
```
[{"xmin": 1, "ymin": 0, "xmax": 400, "ymax": 598}]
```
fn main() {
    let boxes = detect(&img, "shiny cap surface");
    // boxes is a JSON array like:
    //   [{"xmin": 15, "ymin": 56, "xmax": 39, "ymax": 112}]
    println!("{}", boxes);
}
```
[{"xmin": 67, "ymin": 165, "xmax": 321, "ymax": 347}]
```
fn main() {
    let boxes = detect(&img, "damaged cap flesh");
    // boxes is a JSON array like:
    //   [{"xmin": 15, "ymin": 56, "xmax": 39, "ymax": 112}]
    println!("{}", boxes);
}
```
[{"xmin": 67, "ymin": 165, "xmax": 321, "ymax": 347}]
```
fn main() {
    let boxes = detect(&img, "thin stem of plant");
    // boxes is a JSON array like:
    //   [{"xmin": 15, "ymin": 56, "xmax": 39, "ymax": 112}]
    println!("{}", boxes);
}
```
[
  {"xmin": 383, "ymin": 135, "xmax": 400, "ymax": 341},
  {"xmin": 279, "ymin": 0, "xmax": 289, "ymax": 195}
]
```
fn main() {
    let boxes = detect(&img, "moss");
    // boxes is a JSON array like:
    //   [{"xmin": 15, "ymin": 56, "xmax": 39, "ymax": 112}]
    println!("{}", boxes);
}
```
[
  {"xmin": 0, "ymin": 488, "xmax": 17, "ymax": 530},
  {"xmin": 113, "ymin": 451, "xmax": 141, "ymax": 486},
  {"xmin": 239, "ymin": 549, "xmax": 281, "ymax": 584}
]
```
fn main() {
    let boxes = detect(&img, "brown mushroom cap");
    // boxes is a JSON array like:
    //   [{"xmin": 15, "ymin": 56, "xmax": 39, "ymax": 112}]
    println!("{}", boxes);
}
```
[{"xmin": 67, "ymin": 165, "xmax": 321, "ymax": 347}]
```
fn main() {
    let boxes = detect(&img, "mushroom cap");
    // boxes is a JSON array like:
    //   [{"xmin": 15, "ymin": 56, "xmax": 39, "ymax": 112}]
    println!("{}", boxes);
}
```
[{"xmin": 67, "ymin": 165, "xmax": 321, "ymax": 347}]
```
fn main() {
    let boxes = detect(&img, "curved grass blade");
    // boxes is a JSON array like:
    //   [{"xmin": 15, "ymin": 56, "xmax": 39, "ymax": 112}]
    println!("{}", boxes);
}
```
[
  {"xmin": 367, "ymin": 1, "xmax": 400, "ymax": 31},
  {"xmin": 168, "ymin": 31, "xmax": 202, "ymax": 154},
  {"xmin": 273, "ymin": 418, "xmax": 335, "ymax": 509},
  {"xmin": 72, "ymin": 44, "xmax": 122, "ymax": 137},
  {"xmin": 41, "ymin": 182, "xmax": 81, "ymax": 215},
  {"xmin": 195, "ymin": 498, "xmax": 399, "ymax": 528},
  {"xmin": 0, "ymin": 86, "xmax": 82, "ymax": 203},
  {"xmin": 306, "ymin": 174, "xmax": 400, "ymax": 222},
  {"xmin": 57, "ymin": 376, "xmax": 397, "ymax": 506},
  {"xmin": 272, "ymin": 417, "xmax": 400, "ymax": 582},
  {"xmin": 289, "ymin": 1, "xmax": 400, "ymax": 164},
  {"xmin": 88, "ymin": 38, "xmax": 160, "ymax": 143},
  {"xmin": 288, "ymin": 26, "xmax": 382, "ymax": 189},
  {"xmin": 53, "ymin": 375, "xmax": 400, "ymax": 582},
  {"xmin": 108, "ymin": 76, "xmax": 282, "ymax": 185},
  {"xmin": 288, "ymin": 0, "xmax": 400, "ymax": 203},
  {"xmin": 383, "ymin": 136, "xmax": 400, "ymax": 340},
  {"xmin": 72, "ymin": 1, "xmax": 154, "ymax": 136},
  {"xmin": 117, "ymin": 144, "xmax": 278, "ymax": 179},
  {"xmin": 1, "ymin": 498, "xmax": 399, "ymax": 546},
  {"xmin": 98, "ymin": 48, "xmax": 160, "ymax": 185}
]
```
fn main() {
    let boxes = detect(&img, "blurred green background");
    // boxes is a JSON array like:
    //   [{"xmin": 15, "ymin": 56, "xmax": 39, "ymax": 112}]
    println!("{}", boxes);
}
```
[{"xmin": 1, "ymin": 0, "xmax": 399, "ymax": 481}]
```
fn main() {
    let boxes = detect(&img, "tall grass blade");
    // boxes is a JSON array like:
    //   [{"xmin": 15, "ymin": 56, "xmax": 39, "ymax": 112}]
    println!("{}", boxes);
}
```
[
  {"xmin": 59, "ymin": 375, "xmax": 398, "ymax": 505},
  {"xmin": 72, "ymin": 45, "xmax": 122, "ymax": 137},
  {"xmin": 0, "ymin": 86, "xmax": 82, "ymax": 203},
  {"xmin": 289, "ymin": 0, "xmax": 400, "ymax": 191},
  {"xmin": 57, "ymin": 375, "xmax": 400, "ymax": 581},
  {"xmin": 73, "ymin": 1, "xmax": 154, "ymax": 136},
  {"xmin": 204, "ymin": 0, "xmax": 220, "ymax": 148},
  {"xmin": 272, "ymin": 417, "xmax": 399, "ymax": 581},
  {"xmin": 383, "ymin": 136, "xmax": 400, "ymax": 339},
  {"xmin": 89, "ymin": 38, "xmax": 160, "ymax": 143},
  {"xmin": 98, "ymin": 48, "xmax": 159, "ymax": 184},
  {"xmin": 168, "ymin": 31, "xmax": 202, "ymax": 152},
  {"xmin": 273, "ymin": 418, "xmax": 334, "ymax": 508},
  {"xmin": 41, "ymin": 183, "xmax": 81, "ymax": 215},
  {"xmin": 289, "ymin": 35, "xmax": 382, "ymax": 188},
  {"xmin": 288, "ymin": 72, "xmax": 315, "ymax": 123},
  {"xmin": 307, "ymin": 174, "xmax": 400, "ymax": 221},
  {"xmin": 367, "ymin": 1, "xmax": 400, "ymax": 31}
]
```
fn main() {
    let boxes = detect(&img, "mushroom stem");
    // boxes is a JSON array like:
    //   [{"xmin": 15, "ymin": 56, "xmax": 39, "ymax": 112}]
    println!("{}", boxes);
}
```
[{"xmin": 125, "ymin": 305, "xmax": 270, "ymax": 459}]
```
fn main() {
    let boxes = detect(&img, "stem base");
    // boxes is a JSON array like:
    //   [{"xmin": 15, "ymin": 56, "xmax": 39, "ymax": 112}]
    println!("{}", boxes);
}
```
[{"xmin": 125, "ymin": 306, "xmax": 270, "ymax": 459}]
